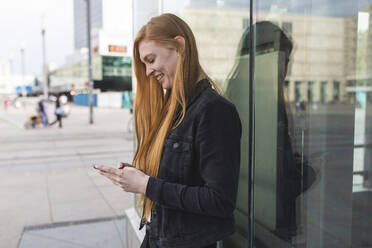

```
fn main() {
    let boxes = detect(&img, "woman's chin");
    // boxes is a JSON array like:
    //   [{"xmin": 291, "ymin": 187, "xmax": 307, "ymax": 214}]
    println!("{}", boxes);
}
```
[{"xmin": 160, "ymin": 80, "xmax": 171, "ymax": 90}]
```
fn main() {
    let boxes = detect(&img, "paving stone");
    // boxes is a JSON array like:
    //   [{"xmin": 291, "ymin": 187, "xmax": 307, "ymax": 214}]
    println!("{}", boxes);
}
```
[{"xmin": 19, "ymin": 217, "xmax": 126, "ymax": 248}]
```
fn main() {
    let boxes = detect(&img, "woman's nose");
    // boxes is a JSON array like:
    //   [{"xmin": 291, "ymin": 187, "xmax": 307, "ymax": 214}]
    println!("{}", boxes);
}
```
[{"xmin": 146, "ymin": 67, "xmax": 154, "ymax": 77}]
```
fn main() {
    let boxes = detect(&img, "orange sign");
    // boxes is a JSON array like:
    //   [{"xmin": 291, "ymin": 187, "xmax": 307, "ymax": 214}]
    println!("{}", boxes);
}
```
[{"xmin": 108, "ymin": 45, "xmax": 127, "ymax": 53}]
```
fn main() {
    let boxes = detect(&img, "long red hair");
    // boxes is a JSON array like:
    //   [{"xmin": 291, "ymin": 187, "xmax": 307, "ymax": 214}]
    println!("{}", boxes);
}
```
[{"xmin": 132, "ymin": 13, "xmax": 218, "ymax": 225}]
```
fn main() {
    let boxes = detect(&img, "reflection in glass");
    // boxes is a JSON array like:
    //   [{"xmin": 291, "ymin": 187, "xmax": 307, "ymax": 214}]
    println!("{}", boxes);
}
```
[
  {"xmin": 223, "ymin": 30, "xmax": 250, "ymax": 247},
  {"xmin": 253, "ymin": 0, "xmax": 372, "ymax": 247},
  {"xmin": 282, "ymin": 22, "xmax": 292, "ymax": 34},
  {"xmin": 295, "ymin": 81, "xmax": 301, "ymax": 103},
  {"xmin": 248, "ymin": 20, "xmax": 316, "ymax": 247},
  {"xmin": 333, "ymin": 80, "xmax": 340, "ymax": 101},
  {"xmin": 162, "ymin": 0, "xmax": 249, "ymax": 86},
  {"xmin": 307, "ymin": 81, "xmax": 314, "ymax": 103},
  {"xmin": 320, "ymin": 81, "xmax": 327, "ymax": 103}
]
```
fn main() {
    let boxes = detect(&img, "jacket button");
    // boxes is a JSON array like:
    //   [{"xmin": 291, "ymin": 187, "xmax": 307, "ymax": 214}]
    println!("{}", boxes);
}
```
[
  {"xmin": 173, "ymin": 142, "xmax": 180, "ymax": 149},
  {"xmin": 152, "ymin": 208, "xmax": 157, "ymax": 217}
]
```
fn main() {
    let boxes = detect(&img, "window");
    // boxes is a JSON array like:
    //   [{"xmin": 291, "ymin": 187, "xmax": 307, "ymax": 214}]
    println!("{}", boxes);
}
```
[
  {"xmin": 308, "ymin": 81, "xmax": 314, "ymax": 103},
  {"xmin": 295, "ymin": 81, "xmax": 302, "ymax": 102},
  {"xmin": 282, "ymin": 22, "xmax": 292, "ymax": 34},
  {"xmin": 243, "ymin": 18, "xmax": 249, "ymax": 29},
  {"xmin": 333, "ymin": 80, "xmax": 340, "ymax": 101},
  {"xmin": 321, "ymin": 81, "xmax": 327, "ymax": 103},
  {"xmin": 253, "ymin": 1, "xmax": 370, "ymax": 247}
]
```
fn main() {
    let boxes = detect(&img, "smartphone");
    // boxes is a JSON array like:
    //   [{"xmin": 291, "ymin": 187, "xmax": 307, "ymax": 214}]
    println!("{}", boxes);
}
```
[
  {"xmin": 92, "ymin": 163, "xmax": 133, "ymax": 170},
  {"xmin": 118, "ymin": 162, "xmax": 133, "ymax": 169}
]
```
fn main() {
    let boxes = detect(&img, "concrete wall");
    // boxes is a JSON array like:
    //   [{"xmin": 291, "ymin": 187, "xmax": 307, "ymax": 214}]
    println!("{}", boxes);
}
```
[
  {"xmin": 125, "ymin": 208, "xmax": 145, "ymax": 248},
  {"xmin": 97, "ymin": 92, "xmax": 122, "ymax": 108}
]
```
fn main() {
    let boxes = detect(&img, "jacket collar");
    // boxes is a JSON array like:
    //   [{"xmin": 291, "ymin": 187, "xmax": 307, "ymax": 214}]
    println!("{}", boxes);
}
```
[
  {"xmin": 172, "ymin": 78, "xmax": 211, "ymax": 125},
  {"xmin": 186, "ymin": 78, "xmax": 211, "ymax": 108}
]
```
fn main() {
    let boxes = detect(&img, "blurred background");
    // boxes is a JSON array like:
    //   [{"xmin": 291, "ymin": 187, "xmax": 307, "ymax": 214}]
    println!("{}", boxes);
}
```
[{"xmin": 1, "ymin": 0, "xmax": 372, "ymax": 248}]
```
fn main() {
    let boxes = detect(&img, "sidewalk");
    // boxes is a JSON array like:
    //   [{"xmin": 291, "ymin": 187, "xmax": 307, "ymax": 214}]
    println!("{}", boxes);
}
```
[
  {"xmin": 0, "ymin": 97, "xmax": 134, "ymax": 135},
  {"xmin": 19, "ymin": 216, "xmax": 127, "ymax": 248},
  {"xmin": 0, "ymin": 99, "xmax": 136, "ymax": 248},
  {"xmin": 0, "ymin": 167, "xmax": 134, "ymax": 247}
]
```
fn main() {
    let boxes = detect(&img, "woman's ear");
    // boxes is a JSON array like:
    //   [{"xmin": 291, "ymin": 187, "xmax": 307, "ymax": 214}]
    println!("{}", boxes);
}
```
[{"xmin": 174, "ymin": 36, "xmax": 185, "ymax": 53}]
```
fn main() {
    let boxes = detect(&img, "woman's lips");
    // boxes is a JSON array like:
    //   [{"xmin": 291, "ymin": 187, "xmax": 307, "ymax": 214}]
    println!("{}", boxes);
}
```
[
  {"xmin": 156, "ymin": 74, "xmax": 164, "ymax": 85},
  {"xmin": 156, "ymin": 73, "xmax": 164, "ymax": 82}
]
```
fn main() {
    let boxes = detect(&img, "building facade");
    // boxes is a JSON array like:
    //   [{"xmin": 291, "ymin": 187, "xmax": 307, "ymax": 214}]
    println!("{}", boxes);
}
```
[
  {"xmin": 51, "ymin": 0, "xmax": 132, "ymax": 94},
  {"xmin": 0, "ymin": 60, "xmax": 36, "ymax": 95},
  {"xmin": 0, "ymin": 60, "xmax": 12, "ymax": 94}
]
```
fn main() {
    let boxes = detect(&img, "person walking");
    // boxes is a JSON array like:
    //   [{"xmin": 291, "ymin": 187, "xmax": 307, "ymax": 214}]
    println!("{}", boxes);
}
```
[
  {"xmin": 3, "ymin": 97, "xmax": 8, "ymax": 111},
  {"xmin": 37, "ymin": 99, "xmax": 48, "ymax": 127},
  {"xmin": 49, "ymin": 96, "xmax": 63, "ymax": 128},
  {"xmin": 94, "ymin": 13, "xmax": 242, "ymax": 248}
]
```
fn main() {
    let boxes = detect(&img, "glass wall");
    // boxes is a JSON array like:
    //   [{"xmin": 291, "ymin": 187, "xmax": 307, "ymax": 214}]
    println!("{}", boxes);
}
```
[
  {"xmin": 133, "ymin": 0, "xmax": 372, "ymax": 247},
  {"xmin": 252, "ymin": 0, "xmax": 372, "ymax": 247}
]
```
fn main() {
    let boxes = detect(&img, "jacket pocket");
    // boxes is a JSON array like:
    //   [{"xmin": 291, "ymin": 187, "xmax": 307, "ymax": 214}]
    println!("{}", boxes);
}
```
[{"xmin": 159, "ymin": 135, "xmax": 192, "ymax": 183}]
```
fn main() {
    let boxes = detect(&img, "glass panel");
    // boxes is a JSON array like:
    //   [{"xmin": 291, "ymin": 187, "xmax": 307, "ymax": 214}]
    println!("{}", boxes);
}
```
[
  {"xmin": 295, "ymin": 81, "xmax": 302, "ymax": 103},
  {"xmin": 282, "ymin": 22, "xmax": 292, "ymax": 34},
  {"xmin": 161, "ymin": 1, "xmax": 251, "ymax": 247},
  {"xmin": 333, "ymin": 80, "xmax": 341, "ymax": 101},
  {"xmin": 252, "ymin": 0, "xmax": 372, "ymax": 247},
  {"xmin": 308, "ymin": 81, "xmax": 314, "ymax": 103},
  {"xmin": 320, "ymin": 81, "xmax": 327, "ymax": 103}
]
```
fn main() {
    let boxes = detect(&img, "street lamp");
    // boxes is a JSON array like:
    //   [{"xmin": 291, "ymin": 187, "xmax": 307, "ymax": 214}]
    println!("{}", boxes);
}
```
[
  {"xmin": 41, "ymin": 15, "xmax": 48, "ymax": 98},
  {"xmin": 20, "ymin": 43, "xmax": 25, "ymax": 82},
  {"xmin": 85, "ymin": 0, "xmax": 94, "ymax": 124},
  {"xmin": 8, "ymin": 53, "xmax": 15, "ymax": 75},
  {"xmin": 158, "ymin": 0, "xmax": 163, "ymax": 14},
  {"xmin": 20, "ymin": 43, "xmax": 25, "ymax": 80},
  {"xmin": 20, "ymin": 43, "xmax": 26, "ymax": 96}
]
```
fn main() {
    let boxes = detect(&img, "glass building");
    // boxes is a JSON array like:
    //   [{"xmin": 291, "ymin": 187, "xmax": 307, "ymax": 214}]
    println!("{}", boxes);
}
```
[
  {"xmin": 131, "ymin": 0, "xmax": 372, "ymax": 247},
  {"xmin": 73, "ymin": 0, "xmax": 103, "ymax": 51}
]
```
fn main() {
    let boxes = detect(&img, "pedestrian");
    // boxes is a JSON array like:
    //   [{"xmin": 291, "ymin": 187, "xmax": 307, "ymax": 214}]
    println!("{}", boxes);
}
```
[
  {"xmin": 42, "ymin": 98, "xmax": 49, "ymax": 124},
  {"xmin": 3, "ymin": 97, "xmax": 8, "ymax": 111},
  {"xmin": 49, "ymin": 96, "xmax": 63, "ymax": 128},
  {"xmin": 37, "ymin": 99, "xmax": 48, "ymax": 127},
  {"xmin": 94, "ymin": 13, "xmax": 241, "ymax": 248}
]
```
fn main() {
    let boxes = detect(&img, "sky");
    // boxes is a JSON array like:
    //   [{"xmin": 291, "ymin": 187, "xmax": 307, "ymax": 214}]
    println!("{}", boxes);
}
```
[{"xmin": 0, "ymin": 0, "xmax": 74, "ymax": 76}]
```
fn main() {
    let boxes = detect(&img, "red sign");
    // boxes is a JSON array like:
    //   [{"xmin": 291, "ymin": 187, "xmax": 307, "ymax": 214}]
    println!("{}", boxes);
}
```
[{"xmin": 108, "ymin": 45, "xmax": 127, "ymax": 53}]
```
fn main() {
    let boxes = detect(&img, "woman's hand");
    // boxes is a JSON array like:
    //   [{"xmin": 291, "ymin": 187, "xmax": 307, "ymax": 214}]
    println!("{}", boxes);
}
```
[{"xmin": 94, "ymin": 164, "xmax": 150, "ymax": 194}]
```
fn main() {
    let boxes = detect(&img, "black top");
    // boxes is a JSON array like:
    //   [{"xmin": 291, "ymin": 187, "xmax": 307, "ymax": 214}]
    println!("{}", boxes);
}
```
[
  {"xmin": 141, "ymin": 79, "xmax": 242, "ymax": 248},
  {"xmin": 38, "ymin": 101, "xmax": 45, "ymax": 113}
]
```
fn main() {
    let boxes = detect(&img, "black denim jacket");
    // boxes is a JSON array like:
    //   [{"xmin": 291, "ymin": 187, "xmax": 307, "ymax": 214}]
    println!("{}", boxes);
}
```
[{"xmin": 141, "ymin": 79, "xmax": 242, "ymax": 248}]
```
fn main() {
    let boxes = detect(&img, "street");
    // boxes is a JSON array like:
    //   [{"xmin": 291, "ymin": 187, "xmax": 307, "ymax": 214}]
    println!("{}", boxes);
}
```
[{"xmin": 0, "ymin": 98, "xmax": 135, "ymax": 247}]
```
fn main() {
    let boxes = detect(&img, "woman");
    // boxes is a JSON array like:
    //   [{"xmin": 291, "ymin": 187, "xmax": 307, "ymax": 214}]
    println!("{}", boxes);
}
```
[{"xmin": 95, "ymin": 13, "xmax": 241, "ymax": 248}]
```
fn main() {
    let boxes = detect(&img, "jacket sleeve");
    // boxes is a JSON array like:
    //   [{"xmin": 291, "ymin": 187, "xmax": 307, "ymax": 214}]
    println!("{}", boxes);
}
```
[{"xmin": 145, "ymin": 101, "xmax": 242, "ymax": 218}]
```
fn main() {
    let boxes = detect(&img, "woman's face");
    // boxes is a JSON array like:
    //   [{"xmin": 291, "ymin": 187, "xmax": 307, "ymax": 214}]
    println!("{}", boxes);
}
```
[{"xmin": 138, "ymin": 40, "xmax": 179, "ymax": 90}]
